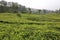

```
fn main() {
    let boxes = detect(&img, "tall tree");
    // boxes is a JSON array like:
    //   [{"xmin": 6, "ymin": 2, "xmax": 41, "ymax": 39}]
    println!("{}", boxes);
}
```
[
  {"xmin": 38, "ymin": 9, "xmax": 41, "ymax": 14},
  {"xmin": 0, "ymin": 0, "xmax": 7, "ymax": 12},
  {"xmin": 43, "ymin": 9, "xmax": 46, "ymax": 13},
  {"xmin": 28, "ymin": 8, "xmax": 31, "ymax": 13},
  {"xmin": 11, "ymin": 2, "xmax": 18, "ymax": 13}
]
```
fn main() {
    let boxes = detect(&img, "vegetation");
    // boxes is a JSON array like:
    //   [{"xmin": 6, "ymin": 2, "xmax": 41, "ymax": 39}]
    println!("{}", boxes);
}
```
[
  {"xmin": 0, "ymin": 0, "xmax": 60, "ymax": 40},
  {"xmin": 0, "ymin": 13, "xmax": 60, "ymax": 40}
]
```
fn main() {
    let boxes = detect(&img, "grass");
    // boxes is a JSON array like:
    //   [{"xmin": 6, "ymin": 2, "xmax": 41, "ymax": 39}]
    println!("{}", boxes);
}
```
[{"xmin": 0, "ymin": 13, "xmax": 60, "ymax": 40}]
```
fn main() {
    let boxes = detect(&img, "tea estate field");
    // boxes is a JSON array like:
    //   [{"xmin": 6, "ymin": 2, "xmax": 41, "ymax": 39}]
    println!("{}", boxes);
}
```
[{"xmin": 0, "ymin": 13, "xmax": 60, "ymax": 40}]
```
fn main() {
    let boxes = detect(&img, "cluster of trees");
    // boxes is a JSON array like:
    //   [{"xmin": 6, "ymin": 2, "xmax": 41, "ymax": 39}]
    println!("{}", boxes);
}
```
[
  {"xmin": 0, "ymin": 0, "xmax": 60, "ymax": 14},
  {"xmin": 55, "ymin": 9, "xmax": 60, "ymax": 13},
  {"xmin": 0, "ymin": 0, "xmax": 27, "ymax": 13}
]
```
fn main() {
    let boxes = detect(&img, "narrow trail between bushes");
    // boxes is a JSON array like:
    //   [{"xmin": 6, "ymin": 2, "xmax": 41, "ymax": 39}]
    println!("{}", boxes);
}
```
[{"xmin": 0, "ymin": 20, "xmax": 60, "ymax": 25}]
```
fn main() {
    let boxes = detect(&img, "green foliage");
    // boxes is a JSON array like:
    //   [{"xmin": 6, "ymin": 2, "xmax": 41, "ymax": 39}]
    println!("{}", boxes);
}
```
[{"xmin": 0, "ymin": 13, "xmax": 60, "ymax": 40}]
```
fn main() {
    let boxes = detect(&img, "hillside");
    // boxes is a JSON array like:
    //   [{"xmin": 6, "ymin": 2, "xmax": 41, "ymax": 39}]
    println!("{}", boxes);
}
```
[{"xmin": 0, "ymin": 13, "xmax": 60, "ymax": 40}]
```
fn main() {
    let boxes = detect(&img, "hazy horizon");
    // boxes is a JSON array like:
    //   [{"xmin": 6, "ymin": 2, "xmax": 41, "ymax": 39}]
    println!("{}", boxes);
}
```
[{"xmin": 1, "ymin": 0, "xmax": 60, "ymax": 10}]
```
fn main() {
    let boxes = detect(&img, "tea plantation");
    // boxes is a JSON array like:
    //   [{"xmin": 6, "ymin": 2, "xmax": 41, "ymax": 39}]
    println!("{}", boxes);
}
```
[{"xmin": 0, "ymin": 13, "xmax": 60, "ymax": 40}]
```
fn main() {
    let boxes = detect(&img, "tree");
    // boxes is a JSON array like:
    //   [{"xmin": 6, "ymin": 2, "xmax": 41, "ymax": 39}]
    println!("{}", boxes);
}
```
[
  {"xmin": 0, "ymin": 0, "xmax": 7, "ymax": 12},
  {"xmin": 55, "ymin": 10, "xmax": 58, "ymax": 13},
  {"xmin": 43, "ymin": 9, "xmax": 46, "ymax": 13},
  {"xmin": 58, "ymin": 9, "xmax": 60, "ymax": 13},
  {"xmin": 11, "ymin": 2, "xmax": 18, "ymax": 13},
  {"xmin": 38, "ymin": 9, "xmax": 41, "ymax": 13},
  {"xmin": 28, "ymin": 8, "xmax": 31, "ymax": 13},
  {"xmin": 18, "ymin": 5, "xmax": 27, "ymax": 13}
]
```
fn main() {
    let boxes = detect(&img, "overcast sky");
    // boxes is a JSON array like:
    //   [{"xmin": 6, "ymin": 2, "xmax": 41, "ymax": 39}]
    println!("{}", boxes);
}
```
[{"xmin": 2, "ymin": 0, "xmax": 60, "ymax": 10}]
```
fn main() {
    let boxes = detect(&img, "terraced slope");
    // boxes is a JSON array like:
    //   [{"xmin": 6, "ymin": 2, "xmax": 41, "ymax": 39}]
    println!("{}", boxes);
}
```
[{"xmin": 0, "ymin": 13, "xmax": 60, "ymax": 40}]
